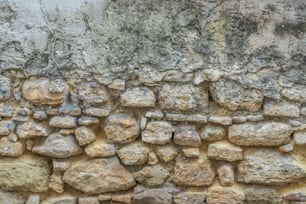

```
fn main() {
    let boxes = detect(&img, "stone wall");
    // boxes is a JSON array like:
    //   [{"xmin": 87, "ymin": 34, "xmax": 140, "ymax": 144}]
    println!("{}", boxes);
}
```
[{"xmin": 0, "ymin": 0, "xmax": 306, "ymax": 204}]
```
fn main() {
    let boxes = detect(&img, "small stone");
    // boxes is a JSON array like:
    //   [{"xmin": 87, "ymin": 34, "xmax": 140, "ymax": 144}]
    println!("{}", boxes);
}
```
[
  {"xmin": 32, "ymin": 133, "xmax": 82, "ymax": 158},
  {"xmin": 133, "ymin": 187, "xmax": 172, "ymax": 204},
  {"xmin": 208, "ymin": 115, "xmax": 232, "ymax": 125},
  {"xmin": 173, "ymin": 156, "xmax": 215, "ymax": 186},
  {"xmin": 26, "ymin": 194, "xmax": 40, "ymax": 204},
  {"xmin": 174, "ymin": 125, "xmax": 201, "ymax": 147},
  {"xmin": 117, "ymin": 142, "xmax": 149, "ymax": 165},
  {"xmin": 108, "ymin": 79, "xmax": 125, "ymax": 90},
  {"xmin": 245, "ymin": 186, "xmax": 279, "ymax": 203},
  {"xmin": 281, "ymin": 87, "xmax": 306, "ymax": 103},
  {"xmin": 85, "ymin": 140, "xmax": 116, "ymax": 158},
  {"xmin": 49, "ymin": 116, "xmax": 76, "ymax": 128},
  {"xmin": 237, "ymin": 148, "xmax": 306, "ymax": 185},
  {"xmin": 49, "ymin": 172, "xmax": 64, "ymax": 193},
  {"xmin": 145, "ymin": 110, "xmax": 164, "ymax": 119},
  {"xmin": 165, "ymin": 113, "xmax": 187, "ymax": 121},
  {"xmin": 7, "ymin": 133, "xmax": 18, "ymax": 142},
  {"xmin": 58, "ymin": 103, "xmax": 81, "ymax": 116},
  {"xmin": 0, "ymin": 137, "xmax": 24, "ymax": 157},
  {"xmin": 26, "ymin": 140, "xmax": 34, "ymax": 151},
  {"xmin": 186, "ymin": 114, "xmax": 208, "ymax": 123},
  {"xmin": 112, "ymin": 193, "xmax": 132, "ymax": 204},
  {"xmin": 159, "ymin": 84, "xmax": 208, "ymax": 111},
  {"xmin": 0, "ymin": 190, "xmax": 25, "ymax": 204},
  {"xmin": 98, "ymin": 194, "xmax": 112, "ymax": 201},
  {"xmin": 59, "ymin": 128, "xmax": 75, "ymax": 135},
  {"xmin": 0, "ymin": 154, "xmax": 50, "ymax": 192},
  {"xmin": 207, "ymin": 141, "xmax": 243, "ymax": 162},
  {"xmin": 0, "ymin": 105, "xmax": 13, "ymax": 117},
  {"xmin": 140, "ymin": 116, "xmax": 147, "ymax": 130},
  {"xmin": 75, "ymin": 126, "xmax": 96, "ymax": 146},
  {"xmin": 232, "ymin": 114, "xmax": 264, "ymax": 123},
  {"xmin": 283, "ymin": 192, "xmax": 306, "ymax": 202},
  {"xmin": 156, "ymin": 145, "xmax": 178, "ymax": 162},
  {"xmin": 53, "ymin": 159, "xmax": 70, "ymax": 172},
  {"xmin": 133, "ymin": 165, "xmax": 170, "ymax": 187},
  {"xmin": 0, "ymin": 76, "xmax": 11, "ymax": 101},
  {"xmin": 173, "ymin": 192, "xmax": 206, "ymax": 204},
  {"xmin": 46, "ymin": 108, "xmax": 58, "ymax": 116},
  {"xmin": 78, "ymin": 116, "xmax": 99, "ymax": 126},
  {"xmin": 264, "ymin": 100, "xmax": 300, "ymax": 117},
  {"xmin": 12, "ymin": 115, "xmax": 29, "ymax": 122},
  {"xmin": 33, "ymin": 111, "xmax": 48, "ymax": 120},
  {"xmin": 83, "ymin": 106, "xmax": 111, "ymax": 117},
  {"xmin": 16, "ymin": 121, "xmax": 50, "ymax": 139},
  {"xmin": 78, "ymin": 197, "xmax": 99, "ymax": 204},
  {"xmin": 148, "ymin": 152, "xmax": 159, "ymax": 165},
  {"xmin": 22, "ymin": 78, "xmax": 67, "ymax": 105},
  {"xmin": 163, "ymin": 70, "xmax": 193, "ymax": 82},
  {"xmin": 120, "ymin": 87, "xmax": 156, "ymax": 107},
  {"xmin": 217, "ymin": 163, "xmax": 235, "ymax": 186},
  {"xmin": 41, "ymin": 197, "xmax": 77, "ymax": 204},
  {"xmin": 201, "ymin": 124, "xmax": 226, "ymax": 141},
  {"xmin": 293, "ymin": 130, "xmax": 306, "ymax": 145},
  {"xmin": 49, "ymin": 79, "xmax": 65, "ymax": 93},
  {"xmin": 104, "ymin": 113, "xmax": 139, "ymax": 144},
  {"xmin": 142, "ymin": 121, "xmax": 173, "ymax": 145},
  {"xmin": 182, "ymin": 147, "xmax": 200, "ymax": 158},
  {"xmin": 279, "ymin": 143, "xmax": 294, "ymax": 153},
  {"xmin": 301, "ymin": 107, "xmax": 306, "ymax": 116},
  {"xmin": 78, "ymin": 81, "xmax": 109, "ymax": 105},
  {"xmin": 63, "ymin": 157, "xmax": 136, "ymax": 194},
  {"xmin": 206, "ymin": 185, "xmax": 245, "ymax": 204},
  {"xmin": 229, "ymin": 122, "xmax": 292, "ymax": 146},
  {"xmin": 0, "ymin": 121, "xmax": 15, "ymax": 136}
]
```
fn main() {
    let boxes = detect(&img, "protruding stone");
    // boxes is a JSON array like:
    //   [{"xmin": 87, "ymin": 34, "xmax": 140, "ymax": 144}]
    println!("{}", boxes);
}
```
[
  {"xmin": 237, "ymin": 148, "xmax": 306, "ymax": 185},
  {"xmin": 0, "ymin": 137, "xmax": 24, "ymax": 157},
  {"xmin": 174, "ymin": 125, "xmax": 201, "ymax": 147},
  {"xmin": 145, "ymin": 110, "xmax": 164, "ymax": 119},
  {"xmin": 279, "ymin": 143, "xmax": 294, "ymax": 153},
  {"xmin": 117, "ymin": 142, "xmax": 149, "ymax": 165},
  {"xmin": 174, "ymin": 192, "xmax": 206, "ymax": 204},
  {"xmin": 112, "ymin": 193, "xmax": 132, "ymax": 204},
  {"xmin": 140, "ymin": 116, "xmax": 147, "ymax": 130},
  {"xmin": 59, "ymin": 128, "xmax": 75, "ymax": 135},
  {"xmin": 201, "ymin": 124, "xmax": 226, "ymax": 141},
  {"xmin": 0, "ymin": 154, "xmax": 50, "ymax": 192},
  {"xmin": 120, "ymin": 87, "xmax": 156, "ymax": 107},
  {"xmin": 229, "ymin": 122, "xmax": 292, "ymax": 146},
  {"xmin": 245, "ymin": 186, "xmax": 279, "ymax": 203},
  {"xmin": 49, "ymin": 172, "xmax": 64, "ymax": 193},
  {"xmin": 98, "ymin": 194, "xmax": 112, "ymax": 202},
  {"xmin": 0, "ymin": 190, "xmax": 25, "ymax": 204},
  {"xmin": 41, "ymin": 196, "xmax": 77, "ymax": 204},
  {"xmin": 83, "ymin": 107, "xmax": 111, "ymax": 117},
  {"xmin": 182, "ymin": 147, "xmax": 200, "ymax": 158},
  {"xmin": 16, "ymin": 121, "xmax": 49, "ymax": 139},
  {"xmin": 133, "ymin": 187, "xmax": 172, "ymax": 204},
  {"xmin": 156, "ymin": 145, "xmax": 178, "ymax": 162},
  {"xmin": 207, "ymin": 141, "xmax": 243, "ymax": 161},
  {"xmin": 78, "ymin": 116, "xmax": 99, "ymax": 126},
  {"xmin": 281, "ymin": 87, "xmax": 306, "ymax": 103},
  {"xmin": 210, "ymin": 79, "xmax": 263, "ymax": 112},
  {"xmin": 58, "ymin": 103, "xmax": 81, "ymax": 116},
  {"xmin": 33, "ymin": 111, "xmax": 48, "ymax": 120},
  {"xmin": 206, "ymin": 185, "xmax": 245, "ymax": 204},
  {"xmin": 75, "ymin": 126, "xmax": 96, "ymax": 146},
  {"xmin": 293, "ymin": 130, "xmax": 306, "ymax": 145},
  {"xmin": 63, "ymin": 157, "xmax": 136, "ymax": 194},
  {"xmin": 0, "ymin": 121, "xmax": 15, "ymax": 136},
  {"xmin": 159, "ymin": 84, "xmax": 208, "ymax": 111},
  {"xmin": 26, "ymin": 194, "xmax": 40, "ymax": 204},
  {"xmin": 208, "ymin": 115, "xmax": 232, "ymax": 126},
  {"xmin": 186, "ymin": 114, "xmax": 208, "ymax": 123},
  {"xmin": 142, "ymin": 121, "xmax": 173, "ymax": 145},
  {"xmin": 217, "ymin": 163, "xmax": 235, "ymax": 186},
  {"xmin": 165, "ymin": 113, "xmax": 186, "ymax": 121},
  {"xmin": 49, "ymin": 116, "xmax": 77, "ymax": 128},
  {"xmin": 53, "ymin": 159, "xmax": 70, "ymax": 172},
  {"xmin": 22, "ymin": 78, "xmax": 67, "ymax": 105},
  {"xmin": 173, "ymin": 156, "xmax": 215, "ymax": 186},
  {"xmin": 133, "ymin": 165, "xmax": 169, "ymax": 187},
  {"xmin": 32, "ymin": 133, "xmax": 82, "ymax": 158},
  {"xmin": 163, "ymin": 70, "xmax": 193, "ymax": 82},
  {"xmin": 148, "ymin": 152, "xmax": 159, "ymax": 165},
  {"xmin": 77, "ymin": 81, "xmax": 109, "ymax": 105},
  {"xmin": 78, "ymin": 197, "xmax": 99, "ymax": 204},
  {"xmin": 264, "ymin": 100, "xmax": 300, "ymax": 117},
  {"xmin": 85, "ymin": 140, "xmax": 116, "ymax": 158},
  {"xmin": 0, "ymin": 76, "xmax": 11, "ymax": 101},
  {"xmin": 104, "ymin": 113, "xmax": 139, "ymax": 144},
  {"xmin": 0, "ymin": 105, "xmax": 13, "ymax": 117},
  {"xmin": 108, "ymin": 79, "xmax": 125, "ymax": 90}
]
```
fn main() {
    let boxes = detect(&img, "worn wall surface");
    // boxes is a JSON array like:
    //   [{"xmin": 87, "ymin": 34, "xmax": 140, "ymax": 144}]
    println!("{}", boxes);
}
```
[{"xmin": 0, "ymin": 0, "xmax": 306, "ymax": 203}]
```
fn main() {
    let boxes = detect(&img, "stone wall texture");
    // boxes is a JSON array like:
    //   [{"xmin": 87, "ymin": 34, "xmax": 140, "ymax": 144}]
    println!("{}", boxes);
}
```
[{"xmin": 0, "ymin": 0, "xmax": 306, "ymax": 203}]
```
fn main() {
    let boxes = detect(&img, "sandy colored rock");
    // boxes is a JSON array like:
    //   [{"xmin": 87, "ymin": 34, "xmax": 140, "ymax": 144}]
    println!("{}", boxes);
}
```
[
  {"xmin": 207, "ymin": 141, "xmax": 243, "ymax": 161},
  {"xmin": 83, "ymin": 106, "xmax": 111, "ymax": 117},
  {"xmin": 78, "ymin": 116, "xmax": 99, "ymax": 126},
  {"xmin": 293, "ymin": 130, "xmax": 306, "ymax": 145},
  {"xmin": 41, "ymin": 196, "xmax": 77, "ymax": 204},
  {"xmin": 0, "ymin": 137, "xmax": 24, "ymax": 157},
  {"xmin": 75, "ymin": 126, "xmax": 96, "ymax": 146},
  {"xmin": 49, "ymin": 116, "xmax": 77, "ymax": 128},
  {"xmin": 0, "ymin": 76, "xmax": 11, "ymax": 101},
  {"xmin": 217, "ymin": 163, "xmax": 235, "ymax": 186},
  {"xmin": 142, "ymin": 121, "xmax": 173, "ymax": 145},
  {"xmin": 133, "ymin": 187, "xmax": 172, "ymax": 204},
  {"xmin": 245, "ymin": 186, "xmax": 279, "ymax": 203},
  {"xmin": 159, "ymin": 84, "xmax": 208, "ymax": 111},
  {"xmin": 174, "ymin": 125, "xmax": 201, "ymax": 147},
  {"xmin": 117, "ymin": 142, "xmax": 149, "ymax": 165},
  {"xmin": 53, "ymin": 159, "xmax": 70, "ymax": 172},
  {"xmin": 85, "ymin": 140, "xmax": 116, "ymax": 158},
  {"xmin": 78, "ymin": 197, "xmax": 99, "ymax": 204},
  {"xmin": 49, "ymin": 172, "xmax": 64, "ymax": 193},
  {"xmin": 156, "ymin": 144, "xmax": 178, "ymax": 162},
  {"xmin": 279, "ymin": 143, "xmax": 294, "ymax": 153},
  {"xmin": 174, "ymin": 192, "xmax": 206, "ymax": 204},
  {"xmin": 201, "ymin": 124, "xmax": 226, "ymax": 141},
  {"xmin": 0, "ymin": 190, "xmax": 26, "ymax": 204},
  {"xmin": 206, "ymin": 185, "xmax": 245, "ymax": 204},
  {"xmin": 16, "ymin": 121, "xmax": 49, "ymax": 139},
  {"xmin": 182, "ymin": 147, "xmax": 200, "ymax": 158},
  {"xmin": 148, "ymin": 152, "xmax": 159, "ymax": 165},
  {"xmin": 264, "ymin": 100, "xmax": 300, "ymax": 117},
  {"xmin": 112, "ymin": 193, "xmax": 132, "ymax": 204},
  {"xmin": 0, "ymin": 120, "xmax": 15, "ymax": 136},
  {"xmin": 120, "ymin": 87, "xmax": 156, "ymax": 107},
  {"xmin": 77, "ymin": 81, "xmax": 109, "ymax": 105},
  {"xmin": 237, "ymin": 148, "xmax": 306, "ymax": 185},
  {"xmin": 208, "ymin": 115, "xmax": 232, "ymax": 126},
  {"xmin": 104, "ymin": 113, "xmax": 139, "ymax": 144},
  {"xmin": 22, "ymin": 78, "xmax": 67, "ymax": 105},
  {"xmin": 210, "ymin": 79, "xmax": 263, "ymax": 112},
  {"xmin": 63, "ymin": 157, "xmax": 135, "ymax": 194},
  {"xmin": 173, "ymin": 156, "xmax": 215, "ymax": 186},
  {"xmin": 133, "ymin": 165, "xmax": 170, "ymax": 187},
  {"xmin": 281, "ymin": 87, "xmax": 306, "ymax": 103},
  {"xmin": 228, "ymin": 122, "xmax": 292, "ymax": 146},
  {"xmin": 108, "ymin": 79, "xmax": 125, "ymax": 90},
  {"xmin": 32, "ymin": 133, "xmax": 82, "ymax": 158},
  {"xmin": 0, "ymin": 154, "xmax": 50, "ymax": 192}
]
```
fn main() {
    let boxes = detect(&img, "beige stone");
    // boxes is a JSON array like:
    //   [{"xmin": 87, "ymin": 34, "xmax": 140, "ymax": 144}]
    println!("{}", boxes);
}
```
[
  {"xmin": 0, "ymin": 121, "xmax": 15, "ymax": 136},
  {"xmin": 0, "ymin": 137, "xmax": 24, "ymax": 157},
  {"xmin": 174, "ymin": 125, "xmax": 201, "ymax": 147},
  {"xmin": 75, "ymin": 126, "xmax": 96, "ymax": 146},
  {"xmin": 133, "ymin": 165, "xmax": 169, "ymax": 187},
  {"xmin": 228, "ymin": 122, "xmax": 292, "ymax": 146},
  {"xmin": 112, "ymin": 193, "xmax": 132, "ymax": 204},
  {"xmin": 148, "ymin": 152, "xmax": 159, "ymax": 165},
  {"xmin": 49, "ymin": 116, "xmax": 77, "ymax": 128},
  {"xmin": 0, "ymin": 190, "xmax": 26, "ymax": 204},
  {"xmin": 182, "ymin": 147, "xmax": 200, "ymax": 158},
  {"xmin": 53, "ymin": 159, "xmax": 70, "ymax": 172},
  {"xmin": 207, "ymin": 141, "xmax": 243, "ymax": 161},
  {"xmin": 78, "ymin": 116, "xmax": 99, "ymax": 126},
  {"xmin": 117, "ymin": 142, "xmax": 149, "ymax": 165},
  {"xmin": 206, "ymin": 185, "xmax": 245, "ymax": 204},
  {"xmin": 16, "ymin": 121, "xmax": 49, "ymax": 139},
  {"xmin": 293, "ymin": 130, "xmax": 306, "ymax": 145},
  {"xmin": 174, "ymin": 192, "xmax": 206, "ymax": 204},
  {"xmin": 133, "ymin": 187, "xmax": 172, "ymax": 204},
  {"xmin": 208, "ymin": 115, "xmax": 232, "ymax": 125},
  {"xmin": 41, "ymin": 196, "xmax": 77, "ymax": 204},
  {"xmin": 77, "ymin": 81, "xmax": 109, "ymax": 105},
  {"xmin": 201, "ymin": 123, "xmax": 226, "ymax": 141},
  {"xmin": 217, "ymin": 163, "xmax": 235, "ymax": 186},
  {"xmin": 120, "ymin": 87, "xmax": 156, "ymax": 107},
  {"xmin": 78, "ymin": 197, "xmax": 99, "ymax": 204},
  {"xmin": 142, "ymin": 121, "xmax": 173, "ymax": 145},
  {"xmin": 245, "ymin": 186, "xmax": 279, "ymax": 203},
  {"xmin": 156, "ymin": 144, "xmax": 178, "ymax": 162},
  {"xmin": 85, "ymin": 140, "xmax": 116, "ymax": 158},
  {"xmin": 63, "ymin": 157, "xmax": 135, "ymax": 194},
  {"xmin": 83, "ymin": 106, "xmax": 111, "ymax": 117},
  {"xmin": 264, "ymin": 100, "xmax": 300, "ymax": 117},
  {"xmin": 49, "ymin": 172, "xmax": 64, "ymax": 193}
]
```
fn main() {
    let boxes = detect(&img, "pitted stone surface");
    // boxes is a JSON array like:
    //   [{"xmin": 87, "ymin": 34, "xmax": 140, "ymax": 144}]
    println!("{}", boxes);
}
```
[{"xmin": 120, "ymin": 87, "xmax": 156, "ymax": 107}]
